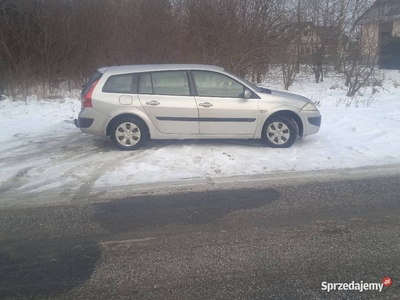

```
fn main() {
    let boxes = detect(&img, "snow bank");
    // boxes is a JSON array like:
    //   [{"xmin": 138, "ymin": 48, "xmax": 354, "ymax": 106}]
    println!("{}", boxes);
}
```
[{"xmin": 0, "ymin": 69, "xmax": 399, "ymax": 194}]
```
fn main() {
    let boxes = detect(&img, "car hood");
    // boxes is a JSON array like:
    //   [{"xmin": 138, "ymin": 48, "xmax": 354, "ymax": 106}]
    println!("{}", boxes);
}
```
[{"xmin": 265, "ymin": 89, "xmax": 310, "ymax": 103}]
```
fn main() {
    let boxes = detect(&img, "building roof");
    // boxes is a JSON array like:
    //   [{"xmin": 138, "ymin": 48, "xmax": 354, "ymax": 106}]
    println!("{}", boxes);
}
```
[
  {"xmin": 357, "ymin": 0, "xmax": 400, "ymax": 25},
  {"xmin": 100, "ymin": 64, "xmax": 224, "ymax": 75}
]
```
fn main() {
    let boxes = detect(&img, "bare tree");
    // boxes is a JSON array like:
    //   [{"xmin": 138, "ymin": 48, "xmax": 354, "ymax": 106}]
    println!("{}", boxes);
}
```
[
  {"xmin": 0, "ymin": 0, "xmax": 376, "ymax": 97},
  {"xmin": 333, "ymin": 0, "xmax": 378, "ymax": 96}
]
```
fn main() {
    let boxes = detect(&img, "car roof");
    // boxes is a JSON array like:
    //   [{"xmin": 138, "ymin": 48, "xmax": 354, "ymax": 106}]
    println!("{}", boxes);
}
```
[{"xmin": 99, "ymin": 64, "xmax": 225, "ymax": 75}]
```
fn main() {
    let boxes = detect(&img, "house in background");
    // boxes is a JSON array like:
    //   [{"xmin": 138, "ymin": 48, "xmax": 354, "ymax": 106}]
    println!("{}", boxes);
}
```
[{"xmin": 357, "ymin": 0, "xmax": 400, "ymax": 69}]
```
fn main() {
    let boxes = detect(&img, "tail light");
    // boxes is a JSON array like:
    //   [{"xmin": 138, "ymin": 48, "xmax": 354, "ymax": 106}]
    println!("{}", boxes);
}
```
[{"xmin": 84, "ymin": 80, "xmax": 99, "ymax": 108}]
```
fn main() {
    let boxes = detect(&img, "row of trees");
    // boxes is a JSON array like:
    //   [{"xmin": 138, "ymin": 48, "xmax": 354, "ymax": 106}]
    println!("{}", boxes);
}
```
[{"xmin": 0, "ymin": 0, "xmax": 375, "ymax": 97}]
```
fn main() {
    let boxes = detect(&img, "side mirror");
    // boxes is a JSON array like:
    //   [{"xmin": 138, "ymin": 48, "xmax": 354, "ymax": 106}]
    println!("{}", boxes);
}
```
[{"xmin": 244, "ymin": 90, "xmax": 252, "ymax": 99}]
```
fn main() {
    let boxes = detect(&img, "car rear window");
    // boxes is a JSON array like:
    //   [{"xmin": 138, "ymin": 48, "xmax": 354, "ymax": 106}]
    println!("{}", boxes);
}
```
[
  {"xmin": 102, "ymin": 73, "xmax": 138, "ymax": 94},
  {"xmin": 81, "ymin": 71, "xmax": 103, "ymax": 95}
]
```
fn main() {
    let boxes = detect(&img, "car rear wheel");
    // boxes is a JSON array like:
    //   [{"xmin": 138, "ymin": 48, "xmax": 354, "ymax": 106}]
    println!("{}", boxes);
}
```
[
  {"xmin": 262, "ymin": 116, "xmax": 299, "ymax": 148},
  {"xmin": 110, "ymin": 118, "xmax": 146, "ymax": 150}
]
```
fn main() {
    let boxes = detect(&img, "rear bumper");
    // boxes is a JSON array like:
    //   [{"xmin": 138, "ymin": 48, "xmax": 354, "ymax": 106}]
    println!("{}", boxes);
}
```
[
  {"xmin": 76, "ymin": 108, "xmax": 110, "ymax": 136},
  {"xmin": 74, "ymin": 117, "xmax": 94, "ymax": 128}
]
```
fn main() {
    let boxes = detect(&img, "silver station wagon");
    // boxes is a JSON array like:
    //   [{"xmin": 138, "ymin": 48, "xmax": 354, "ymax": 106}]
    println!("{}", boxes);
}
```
[{"xmin": 76, "ymin": 64, "xmax": 321, "ymax": 150}]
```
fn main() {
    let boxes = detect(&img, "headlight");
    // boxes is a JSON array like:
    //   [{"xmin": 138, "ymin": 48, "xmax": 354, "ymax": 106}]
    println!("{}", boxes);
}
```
[{"xmin": 301, "ymin": 102, "xmax": 318, "ymax": 111}]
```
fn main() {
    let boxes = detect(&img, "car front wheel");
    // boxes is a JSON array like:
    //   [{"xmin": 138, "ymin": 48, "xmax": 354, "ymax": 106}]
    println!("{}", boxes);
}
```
[
  {"xmin": 110, "ymin": 118, "xmax": 146, "ymax": 150},
  {"xmin": 262, "ymin": 116, "xmax": 299, "ymax": 148}
]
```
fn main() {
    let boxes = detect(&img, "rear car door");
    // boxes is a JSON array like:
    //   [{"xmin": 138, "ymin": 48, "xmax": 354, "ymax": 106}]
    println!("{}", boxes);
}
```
[
  {"xmin": 138, "ymin": 71, "xmax": 199, "ymax": 135},
  {"xmin": 191, "ymin": 71, "xmax": 259, "ymax": 135}
]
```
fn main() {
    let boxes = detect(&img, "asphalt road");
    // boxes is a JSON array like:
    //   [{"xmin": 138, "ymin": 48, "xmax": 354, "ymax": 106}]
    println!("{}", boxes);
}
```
[{"xmin": 0, "ymin": 174, "xmax": 400, "ymax": 300}]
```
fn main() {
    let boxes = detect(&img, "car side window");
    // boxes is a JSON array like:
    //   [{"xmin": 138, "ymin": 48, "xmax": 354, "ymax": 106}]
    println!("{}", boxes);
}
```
[
  {"xmin": 102, "ymin": 74, "xmax": 137, "ymax": 93},
  {"xmin": 151, "ymin": 71, "xmax": 190, "ymax": 96},
  {"xmin": 191, "ymin": 71, "xmax": 244, "ymax": 98}
]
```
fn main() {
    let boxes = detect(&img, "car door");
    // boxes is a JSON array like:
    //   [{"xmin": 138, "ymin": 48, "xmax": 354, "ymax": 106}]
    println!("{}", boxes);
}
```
[
  {"xmin": 138, "ymin": 71, "xmax": 199, "ymax": 135},
  {"xmin": 191, "ymin": 70, "xmax": 259, "ymax": 136}
]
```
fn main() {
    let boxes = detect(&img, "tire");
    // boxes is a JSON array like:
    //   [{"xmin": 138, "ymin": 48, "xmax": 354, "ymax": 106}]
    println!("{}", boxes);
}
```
[
  {"xmin": 262, "ymin": 116, "xmax": 299, "ymax": 148},
  {"xmin": 110, "ymin": 117, "xmax": 147, "ymax": 151}
]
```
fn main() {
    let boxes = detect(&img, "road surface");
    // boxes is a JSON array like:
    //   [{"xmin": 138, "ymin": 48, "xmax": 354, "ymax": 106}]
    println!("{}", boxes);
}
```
[{"xmin": 1, "ymin": 173, "xmax": 399, "ymax": 299}]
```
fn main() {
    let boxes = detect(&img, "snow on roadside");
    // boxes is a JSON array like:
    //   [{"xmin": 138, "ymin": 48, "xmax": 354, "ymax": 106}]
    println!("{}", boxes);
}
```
[
  {"xmin": 0, "ymin": 69, "xmax": 399, "ymax": 195},
  {"xmin": 0, "ymin": 97, "xmax": 80, "ymax": 142}
]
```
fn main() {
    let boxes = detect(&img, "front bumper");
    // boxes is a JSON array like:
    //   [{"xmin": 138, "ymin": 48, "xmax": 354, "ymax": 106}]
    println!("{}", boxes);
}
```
[
  {"xmin": 300, "ymin": 111, "xmax": 321, "ymax": 136},
  {"xmin": 308, "ymin": 116, "xmax": 321, "ymax": 127}
]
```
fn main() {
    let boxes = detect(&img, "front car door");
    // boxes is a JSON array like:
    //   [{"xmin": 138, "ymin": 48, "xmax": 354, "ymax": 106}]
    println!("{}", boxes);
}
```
[
  {"xmin": 138, "ymin": 71, "xmax": 199, "ymax": 135},
  {"xmin": 191, "ymin": 70, "xmax": 259, "ymax": 136}
]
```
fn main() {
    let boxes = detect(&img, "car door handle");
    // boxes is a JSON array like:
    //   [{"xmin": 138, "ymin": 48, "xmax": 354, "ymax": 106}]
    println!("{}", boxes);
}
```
[
  {"xmin": 145, "ymin": 100, "xmax": 160, "ymax": 106},
  {"xmin": 198, "ymin": 102, "xmax": 213, "ymax": 108}
]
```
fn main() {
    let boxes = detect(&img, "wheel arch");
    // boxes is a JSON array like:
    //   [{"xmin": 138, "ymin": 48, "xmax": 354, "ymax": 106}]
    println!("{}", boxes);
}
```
[
  {"xmin": 263, "ymin": 110, "xmax": 304, "ymax": 137},
  {"xmin": 106, "ymin": 113, "xmax": 151, "ymax": 139}
]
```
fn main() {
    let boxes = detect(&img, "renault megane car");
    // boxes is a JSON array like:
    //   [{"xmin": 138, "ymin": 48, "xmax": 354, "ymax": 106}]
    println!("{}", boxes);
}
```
[{"xmin": 76, "ymin": 64, "xmax": 321, "ymax": 150}]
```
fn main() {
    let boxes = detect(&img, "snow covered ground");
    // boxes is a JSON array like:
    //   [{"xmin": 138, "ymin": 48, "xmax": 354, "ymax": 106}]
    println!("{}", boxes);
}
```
[{"xmin": 0, "ymin": 69, "xmax": 400, "ymax": 198}]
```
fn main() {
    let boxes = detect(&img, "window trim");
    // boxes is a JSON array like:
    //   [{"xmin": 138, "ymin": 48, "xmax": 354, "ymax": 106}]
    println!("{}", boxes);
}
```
[
  {"xmin": 138, "ymin": 72, "xmax": 154, "ymax": 95},
  {"xmin": 187, "ymin": 71, "xmax": 197, "ymax": 96}
]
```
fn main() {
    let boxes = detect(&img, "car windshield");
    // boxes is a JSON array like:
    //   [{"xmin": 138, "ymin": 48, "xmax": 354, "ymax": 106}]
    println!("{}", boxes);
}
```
[
  {"xmin": 225, "ymin": 71, "xmax": 271, "ymax": 93},
  {"xmin": 224, "ymin": 71, "xmax": 261, "ymax": 92},
  {"xmin": 241, "ymin": 77, "xmax": 262, "ymax": 92}
]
